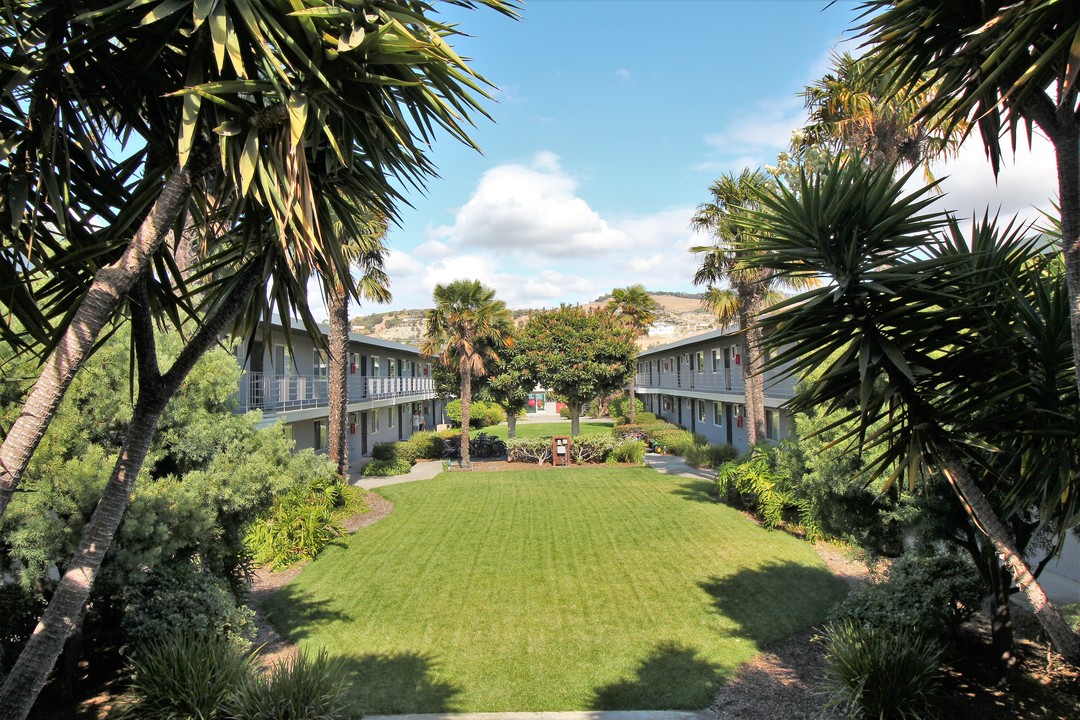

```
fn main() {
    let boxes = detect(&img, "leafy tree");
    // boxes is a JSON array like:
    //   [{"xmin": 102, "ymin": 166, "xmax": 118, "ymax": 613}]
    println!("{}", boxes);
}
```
[
  {"xmin": 516, "ymin": 306, "xmax": 636, "ymax": 436},
  {"xmin": 853, "ymin": 0, "xmax": 1080, "ymax": 400},
  {"xmin": 690, "ymin": 169, "xmax": 817, "ymax": 445},
  {"xmin": 421, "ymin": 280, "xmax": 512, "ymax": 468},
  {"xmin": 737, "ymin": 155, "xmax": 1080, "ymax": 662},
  {"xmin": 606, "ymin": 285, "xmax": 660, "ymax": 423},
  {"xmin": 482, "ymin": 336, "xmax": 532, "ymax": 438},
  {"xmin": 0, "ymin": 3, "xmax": 518, "ymax": 716}
]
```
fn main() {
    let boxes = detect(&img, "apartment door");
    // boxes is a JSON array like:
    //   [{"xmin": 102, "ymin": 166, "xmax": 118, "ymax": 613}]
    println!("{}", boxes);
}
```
[
  {"xmin": 359, "ymin": 354, "xmax": 368, "ymax": 399},
  {"xmin": 725, "ymin": 403, "xmax": 733, "ymax": 444},
  {"xmin": 360, "ymin": 412, "xmax": 369, "ymax": 455},
  {"xmin": 723, "ymin": 348, "xmax": 732, "ymax": 390},
  {"xmin": 398, "ymin": 405, "xmax": 404, "ymax": 440}
]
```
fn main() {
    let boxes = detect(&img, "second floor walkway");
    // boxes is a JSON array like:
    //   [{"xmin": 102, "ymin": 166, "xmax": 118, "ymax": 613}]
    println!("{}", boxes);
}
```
[{"xmin": 237, "ymin": 373, "xmax": 436, "ymax": 416}]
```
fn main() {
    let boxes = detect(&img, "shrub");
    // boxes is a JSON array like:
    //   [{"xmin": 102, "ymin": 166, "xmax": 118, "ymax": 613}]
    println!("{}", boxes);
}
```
[
  {"xmin": 569, "ymin": 435, "xmax": 613, "ymax": 463},
  {"xmin": 608, "ymin": 396, "xmax": 644, "ymax": 423},
  {"xmin": 716, "ymin": 448, "xmax": 793, "ymax": 528},
  {"xmin": 683, "ymin": 442, "xmax": 738, "ymax": 469},
  {"xmin": 820, "ymin": 619, "xmax": 944, "ymax": 720},
  {"xmin": 122, "ymin": 562, "xmax": 255, "ymax": 652},
  {"xmin": 647, "ymin": 425, "xmax": 696, "ymax": 455},
  {"xmin": 360, "ymin": 459, "xmax": 413, "ymax": 477},
  {"xmin": 371, "ymin": 441, "xmax": 407, "ymax": 463},
  {"xmin": 636, "ymin": 411, "xmax": 657, "ymax": 424},
  {"xmin": 244, "ymin": 476, "xmax": 345, "ymax": 570},
  {"xmin": 125, "ymin": 631, "xmax": 257, "ymax": 719},
  {"xmin": 405, "ymin": 431, "xmax": 445, "ymax": 461},
  {"xmin": 609, "ymin": 439, "xmax": 646, "ymax": 464},
  {"xmin": 558, "ymin": 405, "xmax": 572, "ymax": 419},
  {"xmin": 446, "ymin": 399, "xmax": 501, "ymax": 428},
  {"xmin": 228, "ymin": 650, "xmax": 348, "ymax": 720},
  {"xmin": 507, "ymin": 437, "xmax": 552, "ymax": 464},
  {"xmin": 832, "ymin": 551, "xmax": 984, "ymax": 643}
]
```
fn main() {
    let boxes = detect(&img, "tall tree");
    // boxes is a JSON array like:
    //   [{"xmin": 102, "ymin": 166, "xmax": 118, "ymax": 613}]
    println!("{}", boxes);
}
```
[
  {"xmin": 738, "ymin": 154, "xmax": 1080, "ymax": 663},
  {"xmin": 606, "ymin": 285, "xmax": 660, "ymax": 424},
  {"xmin": 421, "ymin": 280, "xmax": 512, "ymax": 468},
  {"xmin": 483, "ymin": 335, "xmax": 532, "ymax": 439},
  {"xmin": 690, "ymin": 169, "xmax": 816, "ymax": 446},
  {"xmin": 516, "ymin": 306, "xmax": 637, "ymax": 437},
  {"xmin": 0, "ymin": 0, "xmax": 519, "ymax": 520},
  {"xmin": 325, "ymin": 206, "xmax": 391, "ymax": 477},
  {"xmin": 797, "ymin": 51, "xmax": 960, "ymax": 177},
  {"xmin": 853, "ymin": 0, "xmax": 1080, "ymax": 400}
]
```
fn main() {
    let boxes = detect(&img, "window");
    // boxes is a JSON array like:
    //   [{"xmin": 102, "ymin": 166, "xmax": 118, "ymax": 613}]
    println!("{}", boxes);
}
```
[
  {"xmin": 274, "ymin": 345, "xmax": 294, "ymax": 375},
  {"xmin": 348, "ymin": 412, "xmax": 357, "ymax": 434},
  {"xmin": 712, "ymin": 349, "xmax": 721, "ymax": 372},
  {"xmin": 388, "ymin": 358, "xmax": 397, "ymax": 377},
  {"xmin": 663, "ymin": 358, "xmax": 670, "ymax": 372},
  {"xmin": 372, "ymin": 356, "xmax": 380, "ymax": 376},
  {"xmin": 662, "ymin": 396, "xmax": 671, "ymax": 412},
  {"xmin": 696, "ymin": 351, "xmax": 705, "ymax": 372},
  {"xmin": 766, "ymin": 409, "xmax": 780, "ymax": 440},
  {"xmin": 373, "ymin": 408, "xmax": 381, "ymax": 432},
  {"xmin": 713, "ymin": 402, "xmax": 723, "ymax": 426},
  {"xmin": 698, "ymin": 400, "xmax": 706, "ymax": 422},
  {"xmin": 314, "ymin": 420, "xmax": 328, "ymax": 450},
  {"xmin": 313, "ymin": 349, "xmax": 328, "ymax": 379},
  {"xmin": 388, "ymin": 407, "xmax": 395, "ymax": 428}
]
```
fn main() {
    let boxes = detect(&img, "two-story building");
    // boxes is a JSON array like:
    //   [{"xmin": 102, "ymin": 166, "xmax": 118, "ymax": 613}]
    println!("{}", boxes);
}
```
[
  {"xmin": 634, "ymin": 327, "xmax": 796, "ymax": 452},
  {"xmin": 232, "ymin": 316, "xmax": 443, "ymax": 463}
]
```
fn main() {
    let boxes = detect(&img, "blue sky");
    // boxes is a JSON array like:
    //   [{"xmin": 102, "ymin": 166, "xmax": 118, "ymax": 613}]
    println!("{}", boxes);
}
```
[{"xmin": 329, "ymin": 0, "xmax": 1058, "ymax": 318}]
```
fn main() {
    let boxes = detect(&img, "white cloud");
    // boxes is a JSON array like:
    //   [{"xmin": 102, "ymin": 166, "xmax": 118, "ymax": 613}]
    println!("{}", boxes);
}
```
[
  {"xmin": 372, "ymin": 154, "xmax": 707, "ymax": 311},
  {"xmin": 928, "ymin": 134, "xmax": 1057, "ymax": 226},
  {"xmin": 615, "ymin": 68, "xmax": 633, "ymax": 83},
  {"xmin": 698, "ymin": 97, "xmax": 808, "ymax": 175}
]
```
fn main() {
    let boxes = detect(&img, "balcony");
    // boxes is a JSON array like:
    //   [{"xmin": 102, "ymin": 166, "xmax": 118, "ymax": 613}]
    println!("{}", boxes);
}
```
[
  {"xmin": 237, "ymin": 372, "xmax": 435, "ymax": 415},
  {"xmin": 634, "ymin": 372, "xmax": 795, "ymax": 399}
]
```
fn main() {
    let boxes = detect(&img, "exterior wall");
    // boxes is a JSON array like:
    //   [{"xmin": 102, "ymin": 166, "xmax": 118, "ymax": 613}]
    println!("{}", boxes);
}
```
[
  {"xmin": 234, "ymin": 318, "xmax": 438, "ymax": 466},
  {"xmin": 635, "ymin": 328, "xmax": 795, "ymax": 454}
]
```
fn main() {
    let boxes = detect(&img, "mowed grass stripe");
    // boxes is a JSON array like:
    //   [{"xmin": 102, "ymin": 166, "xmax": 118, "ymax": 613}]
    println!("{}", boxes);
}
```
[{"xmin": 264, "ymin": 467, "xmax": 846, "ymax": 715}]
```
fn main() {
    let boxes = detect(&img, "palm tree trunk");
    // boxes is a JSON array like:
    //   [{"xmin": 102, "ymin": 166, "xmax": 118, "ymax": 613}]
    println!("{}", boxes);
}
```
[
  {"xmin": 327, "ymin": 285, "xmax": 349, "ymax": 477},
  {"xmin": 0, "ymin": 267, "xmax": 257, "ymax": 720},
  {"xmin": 933, "ymin": 440, "xmax": 1080, "ymax": 664},
  {"xmin": 459, "ymin": 371, "xmax": 472, "ymax": 468},
  {"xmin": 0, "ymin": 166, "xmax": 191, "ymax": 520},
  {"xmin": 1052, "ymin": 121, "xmax": 1080, "ymax": 401},
  {"xmin": 743, "ymin": 323, "xmax": 767, "ymax": 446}
]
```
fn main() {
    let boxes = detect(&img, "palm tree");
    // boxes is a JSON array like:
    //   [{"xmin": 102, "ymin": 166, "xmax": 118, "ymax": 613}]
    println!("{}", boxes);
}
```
[
  {"xmin": 0, "ymin": 0, "xmax": 520, "ymax": 522},
  {"xmin": 853, "ymin": 0, "xmax": 1080, "ymax": 399},
  {"xmin": 607, "ymin": 285, "xmax": 660, "ymax": 423},
  {"xmin": 690, "ymin": 169, "xmax": 816, "ymax": 446},
  {"xmin": 797, "ymin": 51, "xmax": 961, "ymax": 178},
  {"xmin": 421, "ymin": 280, "xmax": 512, "ymax": 469},
  {"xmin": 737, "ymin": 154, "xmax": 1080, "ymax": 663},
  {"xmin": 324, "ymin": 205, "xmax": 391, "ymax": 477}
]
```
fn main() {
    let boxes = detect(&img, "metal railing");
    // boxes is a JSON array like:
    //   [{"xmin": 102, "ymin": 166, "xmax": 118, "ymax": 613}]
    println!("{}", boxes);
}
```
[
  {"xmin": 634, "ymin": 372, "xmax": 796, "ymax": 399},
  {"xmin": 238, "ymin": 372, "xmax": 435, "ymax": 414}
]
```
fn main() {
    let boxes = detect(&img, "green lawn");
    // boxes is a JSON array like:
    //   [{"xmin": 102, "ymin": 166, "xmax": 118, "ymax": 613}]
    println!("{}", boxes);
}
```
[
  {"xmin": 472, "ymin": 419, "xmax": 613, "ymax": 440},
  {"xmin": 263, "ymin": 467, "xmax": 846, "ymax": 716}
]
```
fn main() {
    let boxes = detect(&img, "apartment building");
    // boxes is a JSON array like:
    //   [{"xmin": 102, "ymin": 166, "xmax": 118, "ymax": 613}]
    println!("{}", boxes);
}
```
[
  {"xmin": 233, "ymin": 316, "xmax": 443, "ymax": 463},
  {"xmin": 634, "ymin": 327, "xmax": 796, "ymax": 453}
]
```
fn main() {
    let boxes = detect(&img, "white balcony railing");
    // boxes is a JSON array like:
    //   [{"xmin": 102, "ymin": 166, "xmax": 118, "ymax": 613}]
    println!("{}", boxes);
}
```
[
  {"xmin": 238, "ymin": 373, "xmax": 435, "ymax": 415},
  {"xmin": 634, "ymin": 372, "xmax": 796, "ymax": 399}
]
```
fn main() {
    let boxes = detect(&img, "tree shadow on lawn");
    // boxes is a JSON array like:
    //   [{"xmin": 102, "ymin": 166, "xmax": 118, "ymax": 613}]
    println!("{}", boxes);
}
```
[
  {"xmin": 669, "ymin": 478, "xmax": 718, "ymax": 504},
  {"xmin": 259, "ymin": 584, "xmax": 354, "ymax": 643},
  {"xmin": 591, "ymin": 640, "xmax": 726, "ymax": 710},
  {"xmin": 699, "ymin": 561, "xmax": 847, "ymax": 644},
  {"xmin": 337, "ymin": 650, "xmax": 461, "ymax": 716}
]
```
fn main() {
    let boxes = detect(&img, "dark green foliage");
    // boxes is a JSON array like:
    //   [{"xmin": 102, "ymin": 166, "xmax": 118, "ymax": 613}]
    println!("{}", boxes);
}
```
[
  {"xmin": 0, "ymin": 586, "xmax": 44, "ymax": 678},
  {"xmin": 403, "ymin": 431, "xmax": 446, "ymax": 461},
  {"xmin": 558, "ymin": 405, "xmax": 572, "ymax": 419},
  {"xmin": 360, "ymin": 459, "xmax": 413, "ymax": 477},
  {"xmin": 608, "ymin": 396, "xmax": 644, "ymax": 423},
  {"xmin": 228, "ymin": 650, "xmax": 348, "ymax": 720},
  {"xmin": 820, "ymin": 619, "xmax": 944, "ymax": 720},
  {"xmin": 832, "ymin": 552, "xmax": 984, "ymax": 644},
  {"xmin": 244, "ymin": 473, "xmax": 346, "ymax": 571},
  {"xmin": 445, "ymin": 399, "xmax": 503, "ymax": 428},
  {"xmin": 647, "ymin": 426, "xmax": 697, "ymax": 455},
  {"xmin": 125, "ymin": 631, "xmax": 258, "ymax": 719},
  {"xmin": 636, "ymin": 412, "xmax": 657, "ymax": 424},
  {"xmin": 683, "ymin": 442, "xmax": 738, "ymax": 469},
  {"xmin": 122, "ymin": 563, "xmax": 255, "ymax": 652},
  {"xmin": 371, "ymin": 442, "xmax": 408, "ymax": 463},
  {"xmin": 716, "ymin": 448, "xmax": 794, "ymax": 529}
]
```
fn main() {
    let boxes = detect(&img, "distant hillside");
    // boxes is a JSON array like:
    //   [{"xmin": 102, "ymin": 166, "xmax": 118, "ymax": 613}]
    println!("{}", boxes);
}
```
[{"xmin": 351, "ymin": 292, "xmax": 721, "ymax": 349}]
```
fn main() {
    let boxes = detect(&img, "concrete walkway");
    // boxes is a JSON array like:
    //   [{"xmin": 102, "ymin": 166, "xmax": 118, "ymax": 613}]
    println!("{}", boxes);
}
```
[
  {"xmin": 365, "ymin": 713, "xmax": 712, "ymax": 720},
  {"xmin": 349, "ymin": 458, "xmax": 446, "ymax": 490}
]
